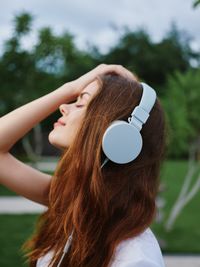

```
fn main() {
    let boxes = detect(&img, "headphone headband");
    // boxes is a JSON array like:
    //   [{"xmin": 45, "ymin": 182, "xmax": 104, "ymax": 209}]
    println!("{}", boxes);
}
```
[{"xmin": 128, "ymin": 82, "xmax": 156, "ymax": 131}]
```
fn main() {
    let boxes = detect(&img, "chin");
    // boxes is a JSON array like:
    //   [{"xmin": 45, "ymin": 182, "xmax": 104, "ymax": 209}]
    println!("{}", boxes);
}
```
[
  {"xmin": 48, "ymin": 133, "xmax": 67, "ymax": 151},
  {"xmin": 52, "ymin": 143, "xmax": 65, "ymax": 151}
]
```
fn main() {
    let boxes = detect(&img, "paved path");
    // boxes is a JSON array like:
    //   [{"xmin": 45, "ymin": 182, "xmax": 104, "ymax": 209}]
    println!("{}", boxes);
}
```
[
  {"xmin": 0, "ymin": 196, "xmax": 47, "ymax": 213},
  {"xmin": 164, "ymin": 255, "xmax": 200, "ymax": 266},
  {"xmin": 27, "ymin": 159, "xmax": 58, "ymax": 172},
  {"xmin": 0, "ymin": 196, "xmax": 200, "ymax": 267}
]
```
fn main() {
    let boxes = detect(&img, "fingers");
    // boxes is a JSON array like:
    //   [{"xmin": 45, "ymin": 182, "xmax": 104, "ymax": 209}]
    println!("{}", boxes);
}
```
[
  {"xmin": 73, "ymin": 63, "xmax": 138, "ymax": 97},
  {"xmin": 95, "ymin": 64, "xmax": 138, "ymax": 82}
]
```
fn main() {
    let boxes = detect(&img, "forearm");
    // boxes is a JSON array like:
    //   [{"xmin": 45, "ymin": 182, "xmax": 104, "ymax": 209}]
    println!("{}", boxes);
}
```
[{"xmin": 0, "ymin": 81, "xmax": 76, "ymax": 152}]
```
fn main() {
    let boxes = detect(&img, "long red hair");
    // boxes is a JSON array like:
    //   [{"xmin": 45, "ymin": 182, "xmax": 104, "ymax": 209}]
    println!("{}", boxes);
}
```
[{"xmin": 21, "ymin": 74, "xmax": 167, "ymax": 267}]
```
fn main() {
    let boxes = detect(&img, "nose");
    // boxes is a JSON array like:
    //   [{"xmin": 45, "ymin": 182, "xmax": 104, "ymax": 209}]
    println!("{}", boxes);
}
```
[{"xmin": 59, "ymin": 104, "xmax": 69, "ymax": 115}]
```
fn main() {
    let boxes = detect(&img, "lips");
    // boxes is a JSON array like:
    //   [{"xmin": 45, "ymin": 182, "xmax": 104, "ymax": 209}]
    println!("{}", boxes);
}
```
[
  {"xmin": 53, "ymin": 119, "xmax": 66, "ymax": 128},
  {"xmin": 57, "ymin": 119, "xmax": 66, "ymax": 125}
]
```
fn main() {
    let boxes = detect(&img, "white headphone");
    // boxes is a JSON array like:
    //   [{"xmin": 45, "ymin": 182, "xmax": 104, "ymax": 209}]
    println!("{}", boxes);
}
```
[
  {"xmin": 57, "ymin": 82, "xmax": 157, "ymax": 267},
  {"xmin": 101, "ymin": 82, "xmax": 156, "ymax": 166}
]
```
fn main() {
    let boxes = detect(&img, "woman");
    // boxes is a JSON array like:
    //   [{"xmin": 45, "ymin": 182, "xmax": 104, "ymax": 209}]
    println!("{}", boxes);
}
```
[{"xmin": 0, "ymin": 64, "xmax": 166, "ymax": 267}]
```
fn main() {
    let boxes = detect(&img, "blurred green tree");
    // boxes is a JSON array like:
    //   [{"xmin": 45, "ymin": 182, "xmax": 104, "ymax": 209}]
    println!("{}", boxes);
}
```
[
  {"xmin": 0, "ymin": 12, "xmax": 35, "ymax": 113},
  {"xmin": 102, "ymin": 24, "xmax": 196, "ymax": 97},
  {"xmin": 0, "ymin": 11, "xmax": 97, "ymax": 158},
  {"xmin": 162, "ymin": 68, "xmax": 200, "ymax": 158},
  {"xmin": 193, "ymin": 0, "xmax": 200, "ymax": 8},
  {"xmin": 0, "ymin": 11, "xmax": 199, "ymax": 159}
]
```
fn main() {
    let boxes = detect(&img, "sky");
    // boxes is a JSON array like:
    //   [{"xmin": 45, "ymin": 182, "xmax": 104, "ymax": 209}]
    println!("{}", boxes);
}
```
[{"xmin": 0, "ymin": 0, "xmax": 200, "ymax": 54}]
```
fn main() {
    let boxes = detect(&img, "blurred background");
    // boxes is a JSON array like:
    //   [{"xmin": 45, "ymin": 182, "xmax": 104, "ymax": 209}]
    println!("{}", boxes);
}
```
[{"xmin": 0, "ymin": 0, "xmax": 200, "ymax": 266}]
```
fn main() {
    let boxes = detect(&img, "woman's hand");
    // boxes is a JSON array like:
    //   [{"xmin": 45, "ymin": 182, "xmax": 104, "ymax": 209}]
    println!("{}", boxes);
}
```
[{"xmin": 71, "ymin": 64, "xmax": 138, "ymax": 97}]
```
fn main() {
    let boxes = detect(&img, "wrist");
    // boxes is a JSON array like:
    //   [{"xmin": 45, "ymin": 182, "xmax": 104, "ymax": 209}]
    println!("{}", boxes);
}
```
[{"xmin": 59, "ymin": 81, "xmax": 78, "ymax": 100}]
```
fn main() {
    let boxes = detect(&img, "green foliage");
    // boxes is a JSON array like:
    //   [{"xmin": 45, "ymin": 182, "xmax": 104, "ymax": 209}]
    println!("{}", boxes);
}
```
[
  {"xmin": 0, "ymin": 12, "xmax": 98, "ymax": 131},
  {"xmin": 162, "ymin": 69, "xmax": 200, "ymax": 157},
  {"xmin": 13, "ymin": 12, "xmax": 33, "ymax": 37},
  {"xmin": 102, "ymin": 24, "xmax": 194, "ymax": 94},
  {"xmin": 0, "ymin": 11, "xmax": 199, "ymax": 158},
  {"xmin": 193, "ymin": 0, "xmax": 200, "ymax": 8}
]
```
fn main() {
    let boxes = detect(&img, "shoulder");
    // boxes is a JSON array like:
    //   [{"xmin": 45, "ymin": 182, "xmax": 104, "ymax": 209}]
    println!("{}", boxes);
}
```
[{"xmin": 109, "ymin": 228, "xmax": 165, "ymax": 267}]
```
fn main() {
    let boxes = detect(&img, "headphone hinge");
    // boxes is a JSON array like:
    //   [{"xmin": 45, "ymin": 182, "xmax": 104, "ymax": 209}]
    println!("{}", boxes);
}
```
[{"xmin": 128, "ymin": 106, "xmax": 149, "ymax": 131}]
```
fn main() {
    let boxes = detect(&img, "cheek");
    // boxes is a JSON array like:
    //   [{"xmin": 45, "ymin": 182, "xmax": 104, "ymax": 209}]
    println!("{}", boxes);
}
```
[
  {"xmin": 69, "ymin": 111, "xmax": 86, "ymax": 131},
  {"xmin": 68, "ymin": 116, "xmax": 84, "ymax": 135}
]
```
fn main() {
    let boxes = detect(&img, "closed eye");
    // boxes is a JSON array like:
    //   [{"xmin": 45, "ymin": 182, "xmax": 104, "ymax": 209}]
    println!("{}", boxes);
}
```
[
  {"xmin": 68, "ymin": 93, "xmax": 89, "ymax": 106},
  {"xmin": 76, "ymin": 104, "xmax": 86, "ymax": 108},
  {"xmin": 76, "ymin": 98, "xmax": 87, "ymax": 107}
]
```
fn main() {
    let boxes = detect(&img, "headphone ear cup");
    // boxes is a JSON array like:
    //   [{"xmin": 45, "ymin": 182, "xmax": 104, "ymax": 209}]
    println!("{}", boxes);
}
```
[{"xmin": 102, "ymin": 120, "xmax": 143, "ymax": 164}]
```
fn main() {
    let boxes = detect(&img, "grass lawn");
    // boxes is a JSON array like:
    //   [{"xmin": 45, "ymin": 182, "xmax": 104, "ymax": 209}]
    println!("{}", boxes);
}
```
[
  {"xmin": 0, "ymin": 186, "xmax": 17, "ymax": 196},
  {"xmin": 0, "ymin": 214, "xmax": 38, "ymax": 267},
  {"xmin": 152, "ymin": 160, "xmax": 200, "ymax": 254},
  {"xmin": 0, "ymin": 160, "xmax": 200, "ymax": 266}
]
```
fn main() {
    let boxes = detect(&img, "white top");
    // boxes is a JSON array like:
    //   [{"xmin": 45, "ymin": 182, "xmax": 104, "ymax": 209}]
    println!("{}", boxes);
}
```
[{"xmin": 36, "ymin": 228, "xmax": 165, "ymax": 267}]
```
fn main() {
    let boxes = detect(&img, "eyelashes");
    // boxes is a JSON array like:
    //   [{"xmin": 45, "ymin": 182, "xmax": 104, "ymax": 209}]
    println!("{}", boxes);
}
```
[
  {"xmin": 67, "ymin": 97, "xmax": 87, "ymax": 107},
  {"xmin": 67, "ymin": 98, "xmax": 82, "ymax": 104},
  {"xmin": 77, "ymin": 105, "xmax": 85, "ymax": 108}
]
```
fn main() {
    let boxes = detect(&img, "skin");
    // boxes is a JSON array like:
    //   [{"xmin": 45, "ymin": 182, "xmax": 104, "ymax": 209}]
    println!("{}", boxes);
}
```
[{"xmin": 48, "ymin": 80, "xmax": 100, "ymax": 150}]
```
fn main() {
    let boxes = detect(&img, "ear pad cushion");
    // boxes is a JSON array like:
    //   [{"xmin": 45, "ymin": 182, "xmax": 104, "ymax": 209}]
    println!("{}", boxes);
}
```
[{"xmin": 102, "ymin": 120, "xmax": 143, "ymax": 164}]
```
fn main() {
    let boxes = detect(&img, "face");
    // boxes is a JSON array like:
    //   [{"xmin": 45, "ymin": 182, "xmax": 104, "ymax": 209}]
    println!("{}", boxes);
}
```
[{"xmin": 48, "ymin": 80, "xmax": 100, "ymax": 150}]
